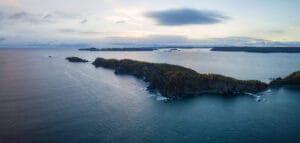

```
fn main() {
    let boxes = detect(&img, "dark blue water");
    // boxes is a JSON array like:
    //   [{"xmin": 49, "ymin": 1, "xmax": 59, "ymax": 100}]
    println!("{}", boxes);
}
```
[{"xmin": 0, "ymin": 48, "xmax": 300, "ymax": 143}]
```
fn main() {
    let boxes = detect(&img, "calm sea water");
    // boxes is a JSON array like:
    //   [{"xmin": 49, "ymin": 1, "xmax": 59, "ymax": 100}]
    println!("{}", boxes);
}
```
[{"xmin": 0, "ymin": 48, "xmax": 300, "ymax": 143}]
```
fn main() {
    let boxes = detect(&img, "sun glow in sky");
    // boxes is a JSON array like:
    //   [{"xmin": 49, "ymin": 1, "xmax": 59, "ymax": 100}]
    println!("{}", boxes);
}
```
[{"xmin": 0, "ymin": 0, "xmax": 300, "ymax": 47}]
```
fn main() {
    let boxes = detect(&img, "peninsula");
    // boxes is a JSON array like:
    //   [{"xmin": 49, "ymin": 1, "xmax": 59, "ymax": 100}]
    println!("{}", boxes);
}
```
[{"xmin": 92, "ymin": 58, "xmax": 268, "ymax": 98}]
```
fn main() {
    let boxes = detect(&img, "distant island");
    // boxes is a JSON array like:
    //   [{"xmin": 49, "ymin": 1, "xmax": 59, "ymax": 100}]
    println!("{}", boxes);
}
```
[
  {"xmin": 78, "ymin": 47, "xmax": 101, "ymax": 51},
  {"xmin": 78, "ymin": 46, "xmax": 204, "ymax": 52},
  {"xmin": 92, "ymin": 58, "xmax": 268, "ymax": 98},
  {"xmin": 166, "ymin": 48, "xmax": 181, "ymax": 52},
  {"xmin": 66, "ymin": 57, "xmax": 88, "ymax": 63},
  {"xmin": 79, "ymin": 47, "xmax": 156, "ymax": 51},
  {"xmin": 211, "ymin": 47, "xmax": 300, "ymax": 53}
]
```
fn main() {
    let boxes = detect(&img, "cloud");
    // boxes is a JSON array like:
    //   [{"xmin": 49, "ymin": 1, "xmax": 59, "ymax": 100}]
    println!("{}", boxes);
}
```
[
  {"xmin": 8, "ymin": 12, "xmax": 29, "ymax": 20},
  {"xmin": 100, "ymin": 36, "xmax": 300, "ymax": 48},
  {"xmin": 0, "ymin": 11, "xmax": 4, "ymax": 22},
  {"xmin": 80, "ymin": 19, "xmax": 88, "ymax": 24},
  {"xmin": 145, "ymin": 8, "xmax": 229, "ymax": 26},
  {"xmin": 58, "ymin": 28, "xmax": 102, "ymax": 35},
  {"xmin": 43, "ymin": 14, "xmax": 52, "ymax": 19},
  {"xmin": 51, "ymin": 11, "xmax": 79, "ymax": 19},
  {"xmin": 103, "ymin": 35, "xmax": 190, "ymax": 47},
  {"xmin": 0, "ymin": 10, "xmax": 82, "ymax": 25},
  {"xmin": 0, "ymin": 0, "xmax": 20, "ymax": 7},
  {"xmin": 115, "ymin": 20, "xmax": 126, "ymax": 24},
  {"xmin": 0, "ymin": 37, "xmax": 5, "ymax": 42},
  {"xmin": 42, "ymin": 11, "xmax": 79, "ymax": 21},
  {"xmin": 6, "ymin": 11, "xmax": 45, "ymax": 24},
  {"xmin": 0, "ymin": 11, "xmax": 48, "ymax": 24},
  {"xmin": 58, "ymin": 28, "xmax": 77, "ymax": 33},
  {"xmin": 268, "ymin": 30, "xmax": 285, "ymax": 34}
]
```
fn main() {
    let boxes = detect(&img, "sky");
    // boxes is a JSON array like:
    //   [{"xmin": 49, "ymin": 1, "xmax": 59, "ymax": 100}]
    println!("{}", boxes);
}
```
[{"xmin": 0, "ymin": 0, "xmax": 300, "ymax": 48}]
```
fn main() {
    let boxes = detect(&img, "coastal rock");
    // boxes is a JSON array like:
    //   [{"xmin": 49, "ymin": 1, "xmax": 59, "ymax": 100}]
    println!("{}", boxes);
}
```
[
  {"xmin": 66, "ymin": 57, "xmax": 88, "ymax": 63},
  {"xmin": 93, "ymin": 58, "xmax": 268, "ymax": 98}
]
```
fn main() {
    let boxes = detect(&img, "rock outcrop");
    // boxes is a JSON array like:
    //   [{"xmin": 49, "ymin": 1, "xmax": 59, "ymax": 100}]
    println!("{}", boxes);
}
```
[{"xmin": 66, "ymin": 57, "xmax": 88, "ymax": 63}]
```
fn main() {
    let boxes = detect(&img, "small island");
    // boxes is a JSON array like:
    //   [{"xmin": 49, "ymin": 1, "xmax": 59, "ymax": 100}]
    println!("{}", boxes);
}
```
[
  {"xmin": 66, "ymin": 57, "xmax": 89, "ymax": 63},
  {"xmin": 166, "ymin": 48, "xmax": 181, "ymax": 52},
  {"xmin": 270, "ymin": 71, "xmax": 300, "ymax": 87},
  {"xmin": 210, "ymin": 47, "xmax": 300, "ymax": 53},
  {"xmin": 92, "ymin": 58, "xmax": 268, "ymax": 98},
  {"xmin": 79, "ymin": 47, "xmax": 100, "ymax": 51},
  {"xmin": 79, "ymin": 47, "xmax": 156, "ymax": 52}
]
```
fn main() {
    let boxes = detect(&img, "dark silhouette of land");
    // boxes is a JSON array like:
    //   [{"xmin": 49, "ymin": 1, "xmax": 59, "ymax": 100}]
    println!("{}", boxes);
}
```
[
  {"xmin": 270, "ymin": 71, "xmax": 300, "ymax": 87},
  {"xmin": 211, "ymin": 47, "xmax": 300, "ymax": 53},
  {"xmin": 79, "ymin": 47, "xmax": 155, "ymax": 51},
  {"xmin": 92, "ymin": 58, "xmax": 268, "ymax": 98},
  {"xmin": 66, "ymin": 57, "xmax": 88, "ymax": 63},
  {"xmin": 79, "ymin": 46, "xmax": 300, "ymax": 53}
]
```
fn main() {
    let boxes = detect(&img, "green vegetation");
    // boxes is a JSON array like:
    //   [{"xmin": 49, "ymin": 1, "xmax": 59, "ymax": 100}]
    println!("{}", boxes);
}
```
[
  {"xmin": 270, "ymin": 71, "xmax": 300, "ymax": 87},
  {"xmin": 93, "ymin": 58, "xmax": 268, "ymax": 98}
]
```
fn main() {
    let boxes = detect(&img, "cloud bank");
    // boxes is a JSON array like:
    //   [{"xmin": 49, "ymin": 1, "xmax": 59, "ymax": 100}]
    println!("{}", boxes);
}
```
[
  {"xmin": 1, "ymin": 35, "xmax": 300, "ymax": 48},
  {"xmin": 0, "ymin": 37, "xmax": 5, "ymax": 42},
  {"xmin": 102, "ymin": 36, "xmax": 300, "ymax": 48},
  {"xmin": 0, "ymin": 10, "xmax": 80, "ymax": 25},
  {"xmin": 145, "ymin": 8, "xmax": 229, "ymax": 26}
]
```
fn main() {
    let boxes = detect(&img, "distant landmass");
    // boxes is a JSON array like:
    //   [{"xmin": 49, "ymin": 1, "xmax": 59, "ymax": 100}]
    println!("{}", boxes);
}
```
[
  {"xmin": 78, "ymin": 47, "xmax": 101, "ymax": 51},
  {"xmin": 78, "ymin": 46, "xmax": 300, "ymax": 53},
  {"xmin": 78, "ymin": 46, "xmax": 205, "ymax": 52},
  {"xmin": 211, "ymin": 47, "xmax": 300, "ymax": 53},
  {"xmin": 79, "ymin": 47, "xmax": 156, "ymax": 51}
]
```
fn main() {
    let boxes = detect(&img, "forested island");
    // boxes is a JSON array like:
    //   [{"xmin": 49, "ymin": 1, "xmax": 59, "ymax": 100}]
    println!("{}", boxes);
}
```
[
  {"xmin": 211, "ymin": 47, "xmax": 300, "ymax": 53},
  {"xmin": 65, "ymin": 56, "xmax": 300, "ymax": 98},
  {"xmin": 91, "ymin": 58, "xmax": 268, "ymax": 98}
]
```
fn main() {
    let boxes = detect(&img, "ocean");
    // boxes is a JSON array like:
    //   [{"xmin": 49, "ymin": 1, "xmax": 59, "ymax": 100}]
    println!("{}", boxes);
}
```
[{"xmin": 0, "ymin": 48, "xmax": 300, "ymax": 143}]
